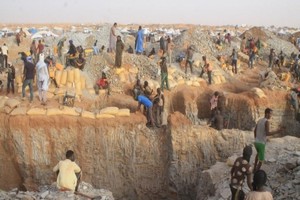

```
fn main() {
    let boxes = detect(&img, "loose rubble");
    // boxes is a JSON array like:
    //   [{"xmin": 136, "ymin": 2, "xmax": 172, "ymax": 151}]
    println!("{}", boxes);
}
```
[{"xmin": 0, "ymin": 182, "xmax": 114, "ymax": 200}]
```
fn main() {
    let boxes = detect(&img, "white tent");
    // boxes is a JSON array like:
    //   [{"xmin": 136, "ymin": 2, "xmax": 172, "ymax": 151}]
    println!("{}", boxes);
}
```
[
  {"xmin": 31, "ymin": 33, "xmax": 43, "ymax": 40},
  {"xmin": 31, "ymin": 31, "xmax": 58, "ymax": 39}
]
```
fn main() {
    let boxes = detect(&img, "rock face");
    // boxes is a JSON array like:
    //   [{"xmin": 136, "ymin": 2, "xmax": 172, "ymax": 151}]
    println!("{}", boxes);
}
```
[
  {"xmin": 0, "ymin": 112, "xmax": 252, "ymax": 200},
  {"xmin": 167, "ymin": 113, "xmax": 252, "ymax": 200}
]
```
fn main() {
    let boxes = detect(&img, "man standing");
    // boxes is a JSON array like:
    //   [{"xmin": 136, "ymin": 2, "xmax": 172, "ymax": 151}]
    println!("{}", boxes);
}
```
[
  {"xmin": 137, "ymin": 95, "xmax": 154, "ymax": 127},
  {"xmin": 2, "ymin": 43, "xmax": 8, "ymax": 68},
  {"xmin": 166, "ymin": 36, "xmax": 174, "ymax": 66},
  {"xmin": 22, "ymin": 57, "xmax": 35, "ymax": 102},
  {"xmin": 115, "ymin": 36, "xmax": 124, "ymax": 68},
  {"xmin": 268, "ymin": 49, "xmax": 275, "ymax": 69},
  {"xmin": 248, "ymin": 49, "xmax": 256, "ymax": 69},
  {"xmin": 159, "ymin": 36, "xmax": 166, "ymax": 55},
  {"xmin": 36, "ymin": 40, "xmax": 44, "ymax": 63},
  {"xmin": 57, "ymin": 37, "xmax": 66, "ymax": 63},
  {"xmin": 109, "ymin": 23, "xmax": 117, "ymax": 53},
  {"xmin": 159, "ymin": 56, "xmax": 169, "ymax": 91},
  {"xmin": 153, "ymin": 88, "xmax": 165, "ymax": 127},
  {"xmin": 135, "ymin": 26, "xmax": 144, "ymax": 55},
  {"xmin": 53, "ymin": 150, "xmax": 82, "ymax": 192},
  {"xmin": 230, "ymin": 145, "xmax": 253, "ymax": 200},
  {"xmin": 6, "ymin": 62, "xmax": 15, "ymax": 94},
  {"xmin": 231, "ymin": 49, "xmax": 238, "ymax": 74},
  {"xmin": 253, "ymin": 108, "xmax": 273, "ymax": 172},
  {"xmin": 185, "ymin": 46, "xmax": 194, "ymax": 75},
  {"xmin": 30, "ymin": 40, "xmax": 37, "ymax": 63},
  {"xmin": 200, "ymin": 56, "xmax": 213, "ymax": 84},
  {"xmin": 36, "ymin": 53, "xmax": 49, "ymax": 105}
]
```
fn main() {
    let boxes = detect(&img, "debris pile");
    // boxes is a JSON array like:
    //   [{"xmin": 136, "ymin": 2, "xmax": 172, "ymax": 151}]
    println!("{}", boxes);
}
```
[
  {"xmin": 0, "ymin": 182, "xmax": 114, "ymax": 200},
  {"xmin": 260, "ymin": 69, "xmax": 289, "ymax": 90}
]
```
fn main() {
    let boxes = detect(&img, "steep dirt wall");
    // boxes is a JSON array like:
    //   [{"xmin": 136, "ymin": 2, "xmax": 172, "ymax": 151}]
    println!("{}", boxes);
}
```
[
  {"xmin": 0, "ymin": 114, "xmax": 170, "ymax": 200},
  {"xmin": 167, "ymin": 112, "xmax": 251, "ymax": 200},
  {"xmin": 0, "ymin": 111, "xmax": 254, "ymax": 200}
]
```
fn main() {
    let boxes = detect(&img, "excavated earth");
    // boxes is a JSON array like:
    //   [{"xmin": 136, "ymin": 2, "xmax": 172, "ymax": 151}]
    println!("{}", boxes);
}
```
[{"xmin": 0, "ymin": 25, "xmax": 299, "ymax": 200}]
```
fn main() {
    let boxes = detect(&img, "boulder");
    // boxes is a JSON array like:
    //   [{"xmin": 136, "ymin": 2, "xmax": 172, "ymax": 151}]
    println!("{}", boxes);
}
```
[{"xmin": 251, "ymin": 87, "xmax": 266, "ymax": 98}]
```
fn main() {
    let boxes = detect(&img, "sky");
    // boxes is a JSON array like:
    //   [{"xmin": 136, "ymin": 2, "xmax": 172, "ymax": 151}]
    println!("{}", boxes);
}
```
[{"xmin": 0, "ymin": 0, "xmax": 299, "ymax": 27}]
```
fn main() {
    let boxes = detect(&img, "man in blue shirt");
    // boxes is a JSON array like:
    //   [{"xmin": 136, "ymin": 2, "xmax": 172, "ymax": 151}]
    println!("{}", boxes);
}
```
[{"xmin": 137, "ymin": 95, "xmax": 154, "ymax": 127}]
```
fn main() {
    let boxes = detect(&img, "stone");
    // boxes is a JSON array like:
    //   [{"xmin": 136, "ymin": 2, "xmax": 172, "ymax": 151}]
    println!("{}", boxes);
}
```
[
  {"xmin": 39, "ymin": 190, "xmax": 49, "ymax": 198},
  {"xmin": 268, "ymin": 158, "xmax": 276, "ymax": 163},
  {"xmin": 220, "ymin": 188, "xmax": 231, "ymax": 199},
  {"xmin": 226, "ymin": 155, "xmax": 238, "ymax": 167},
  {"xmin": 285, "ymin": 159, "xmax": 298, "ymax": 170},
  {"xmin": 294, "ymin": 151, "xmax": 300, "ymax": 157}
]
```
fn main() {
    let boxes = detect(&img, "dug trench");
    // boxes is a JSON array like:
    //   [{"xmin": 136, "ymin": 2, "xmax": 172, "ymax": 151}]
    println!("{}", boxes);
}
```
[{"xmin": 0, "ymin": 87, "xmax": 299, "ymax": 200}]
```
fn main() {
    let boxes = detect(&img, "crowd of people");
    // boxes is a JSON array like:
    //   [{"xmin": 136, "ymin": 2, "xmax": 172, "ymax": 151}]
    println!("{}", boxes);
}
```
[{"xmin": 0, "ymin": 24, "xmax": 298, "ymax": 197}]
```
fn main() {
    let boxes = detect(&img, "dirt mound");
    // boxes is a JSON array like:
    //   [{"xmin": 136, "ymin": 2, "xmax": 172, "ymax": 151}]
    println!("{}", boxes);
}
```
[
  {"xmin": 240, "ymin": 26, "xmax": 270, "ymax": 41},
  {"xmin": 292, "ymin": 31, "xmax": 300, "ymax": 39}
]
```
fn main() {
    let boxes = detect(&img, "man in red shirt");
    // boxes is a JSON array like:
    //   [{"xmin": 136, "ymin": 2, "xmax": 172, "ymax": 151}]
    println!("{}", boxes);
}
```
[{"xmin": 94, "ymin": 72, "xmax": 110, "ymax": 95}]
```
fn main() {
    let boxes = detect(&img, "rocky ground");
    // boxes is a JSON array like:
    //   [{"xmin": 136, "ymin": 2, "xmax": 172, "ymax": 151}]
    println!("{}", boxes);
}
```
[{"xmin": 0, "ymin": 182, "xmax": 114, "ymax": 200}]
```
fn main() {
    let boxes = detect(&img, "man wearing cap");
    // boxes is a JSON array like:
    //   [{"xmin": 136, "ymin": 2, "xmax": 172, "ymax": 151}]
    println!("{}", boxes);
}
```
[
  {"xmin": 253, "ymin": 108, "xmax": 273, "ymax": 172},
  {"xmin": 230, "ymin": 145, "xmax": 253, "ymax": 200}
]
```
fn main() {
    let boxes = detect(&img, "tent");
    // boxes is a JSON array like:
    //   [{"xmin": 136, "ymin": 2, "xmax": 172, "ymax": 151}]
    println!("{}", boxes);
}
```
[
  {"xmin": 28, "ymin": 28, "xmax": 38, "ymax": 34},
  {"xmin": 31, "ymin": 31, "xmax": 59, "ymax": 39}
]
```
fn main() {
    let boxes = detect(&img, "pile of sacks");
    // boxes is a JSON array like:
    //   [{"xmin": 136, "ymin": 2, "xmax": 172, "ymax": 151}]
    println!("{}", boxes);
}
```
[
  {"xmin": 53, "ymin": 67, "xmax": 90, "ymax": 96},
  {"xmin": 14, "ymin": 67, "xmax": 93, "ymax": 99},
  {"xmin": 0, "ymin": 97, "xmax": 131, "ymax": 119},
  {"xmin": 115, "ymin": 67, "xmax": 138, "ymax": 84}
]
